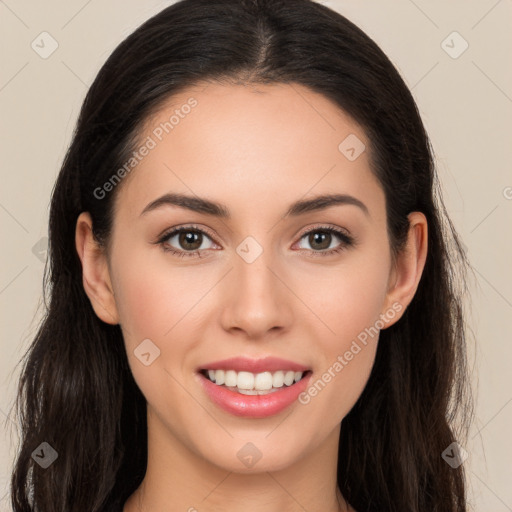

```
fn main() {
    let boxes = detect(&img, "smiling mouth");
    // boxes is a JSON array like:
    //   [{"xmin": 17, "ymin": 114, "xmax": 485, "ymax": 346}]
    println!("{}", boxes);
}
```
[{"xmin": 199, "ymin": 369, "xmax": 312, "ymax": 395}]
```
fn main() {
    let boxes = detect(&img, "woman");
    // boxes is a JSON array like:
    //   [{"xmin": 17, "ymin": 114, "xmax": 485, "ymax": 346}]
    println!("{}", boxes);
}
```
[{"xmin": 10, "ymin": 0, "xmax": 473, "ymax": 510}]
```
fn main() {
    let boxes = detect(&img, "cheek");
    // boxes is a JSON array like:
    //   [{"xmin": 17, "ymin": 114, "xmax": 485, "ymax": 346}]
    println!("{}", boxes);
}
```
[
  {"xmin": 301, "ymin": 248, "xmax": 390, "ymax": 420},
  {"xmin": 110, "ymin": 252, "xmax": 207, "ymax": 406},
  {"xmin": 316, "ymin": 246, "xmax": 391, "ymax": 344},
  {"xmin": 111, "ymin": 247, "xmax": 209, "ymax": 345}
]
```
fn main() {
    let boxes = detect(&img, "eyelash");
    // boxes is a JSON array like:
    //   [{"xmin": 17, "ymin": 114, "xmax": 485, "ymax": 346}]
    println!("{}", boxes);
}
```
[{"xmin": 155, "ymin": 224, "xmax": 355, "ymax": 259}]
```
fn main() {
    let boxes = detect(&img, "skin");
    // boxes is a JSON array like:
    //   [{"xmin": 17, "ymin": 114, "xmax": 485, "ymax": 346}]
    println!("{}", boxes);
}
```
[{"xmin": 75, "ymin": 82, "xmax": 428, "ymax": 512}]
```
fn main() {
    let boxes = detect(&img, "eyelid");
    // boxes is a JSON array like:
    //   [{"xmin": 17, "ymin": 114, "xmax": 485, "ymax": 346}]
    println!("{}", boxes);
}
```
[
  {"xmin": 157, "ymin": 223, "xmax": 219, "ymax": 244},
  {"xmin": 295, "ymin": 223, "xmax": 352, "ymax": 240},
  {"xmin": 156, "ymin": 222, "xmax": 355, "ymax": 255},
  {"xmin": 292, "ymin": 224, "xmax": 355, "ymax": 251}
]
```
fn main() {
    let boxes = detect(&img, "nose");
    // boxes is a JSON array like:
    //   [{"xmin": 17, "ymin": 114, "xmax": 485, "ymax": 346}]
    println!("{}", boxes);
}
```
[{"xmin": 219, "ymin": 245, "xmax": 294, "ymax": 340}]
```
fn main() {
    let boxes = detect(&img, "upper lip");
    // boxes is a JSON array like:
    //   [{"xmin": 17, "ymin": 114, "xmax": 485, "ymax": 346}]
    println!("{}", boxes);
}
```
[{"xmin": 199, "ymin": 356, "xmax": 311, "ymax": 374}]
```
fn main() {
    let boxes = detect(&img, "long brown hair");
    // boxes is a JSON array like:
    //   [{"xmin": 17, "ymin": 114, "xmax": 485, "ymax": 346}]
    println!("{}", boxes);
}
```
[{"xmin": 9, "ymin": 0, "xmax": 473, "ymax": 510}]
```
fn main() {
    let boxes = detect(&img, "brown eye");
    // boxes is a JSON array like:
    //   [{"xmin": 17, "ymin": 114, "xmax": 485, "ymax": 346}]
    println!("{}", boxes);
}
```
[
  {"xmin": 308, "ymin": 231, "xmax": 333, "ymax": 251},
  {"xmin": 295, "ymin": 226, "xmax": 355, "ymax": 257},
  {"xmin": 159, "ymin": 227, "xmax": 217, "ymax": 256},
  {"xmin": 177, "ymin": 230, "xmax": 203, "ymax": 251}
]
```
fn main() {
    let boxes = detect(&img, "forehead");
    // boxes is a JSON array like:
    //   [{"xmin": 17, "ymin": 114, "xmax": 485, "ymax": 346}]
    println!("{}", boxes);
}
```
[{"xmin": 114, "ymin": 82, "xmax": 382, "ymax": 220}]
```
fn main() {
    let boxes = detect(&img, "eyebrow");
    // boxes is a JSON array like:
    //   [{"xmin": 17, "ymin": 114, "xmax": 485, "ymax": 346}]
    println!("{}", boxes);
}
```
[{"xmin": 140, "ymin": 192, "xmax": 370, "ymax": 218}]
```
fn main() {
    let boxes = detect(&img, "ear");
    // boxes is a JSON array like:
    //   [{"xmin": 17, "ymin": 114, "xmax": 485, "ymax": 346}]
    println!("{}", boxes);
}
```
[
  {"xmin": 381, "ymin": 211, "xmax": 428, "ymax": 328},
  {"xmin": 75, "ymin": 212, "xmax": 119, "ymax": 325}
]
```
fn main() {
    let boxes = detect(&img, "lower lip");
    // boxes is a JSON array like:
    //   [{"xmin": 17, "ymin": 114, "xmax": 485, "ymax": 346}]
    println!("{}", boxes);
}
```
[{"xmin": 197, "ymin": 371, "xmax": 312, "ymax": 418}]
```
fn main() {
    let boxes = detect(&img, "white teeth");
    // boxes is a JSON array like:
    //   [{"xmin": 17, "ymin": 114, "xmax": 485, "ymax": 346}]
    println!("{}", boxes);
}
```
[
  {"xmin": 237, "ymin": 388, "xmax": 258, "ymax": 395},
  {"xmin": 226, "ymin": 386, "xmax": 281, "ymax": 395},
  {"xmin": 272, "ymin": 371, "xmax": 285, "ymax": 388},
  {"xmin": 204, "ymin": 369, "xmax": 305, "ymax": 391},
  {"xmin": 225, "ymin": 370, "xmax": 237, "ymax": 387},
  {"xmin": 254, "ymin": 371, "xmax": 273, "ymax": 390},
  {"xmin": 215, "ymin": 369, "xmax": 225, "ymax": 385},
  {"xmin": 237, "ymin": 371, "xmax": 254, "ymax": 390},
  {"xmin": 283, "ymin": 371, "xmax": 295, "ymax": 386}
]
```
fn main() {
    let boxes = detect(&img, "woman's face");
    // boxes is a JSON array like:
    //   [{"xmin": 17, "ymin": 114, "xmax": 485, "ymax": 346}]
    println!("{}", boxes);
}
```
[{"xmin": 80, "ymin": 82, "xmax": 421, "ymax": 473}]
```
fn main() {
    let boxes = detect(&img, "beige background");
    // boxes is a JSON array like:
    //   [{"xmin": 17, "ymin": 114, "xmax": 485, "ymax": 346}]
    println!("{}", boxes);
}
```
[{"xmin": 1, "ymin": 1, "xmax": 511, "ymax": 510}]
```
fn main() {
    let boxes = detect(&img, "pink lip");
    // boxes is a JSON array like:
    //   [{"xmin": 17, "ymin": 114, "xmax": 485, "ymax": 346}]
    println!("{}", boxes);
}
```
[
  {"xmin": 197, "ymin": 371, "xmax": 312, "ymax": 418},
  {"xmin": 198, "ymin": 356, "xmax": 310, "ymax": 373}
]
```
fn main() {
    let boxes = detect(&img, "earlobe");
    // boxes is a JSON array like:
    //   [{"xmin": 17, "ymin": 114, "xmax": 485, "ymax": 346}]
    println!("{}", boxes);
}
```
[
  {"xmin": 381, "ymin": 211, "xmax": 428, "ymax": 328},
  {"xmin": 75, "ymin": 212, "xmax": 119, "ymax": 325}
]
